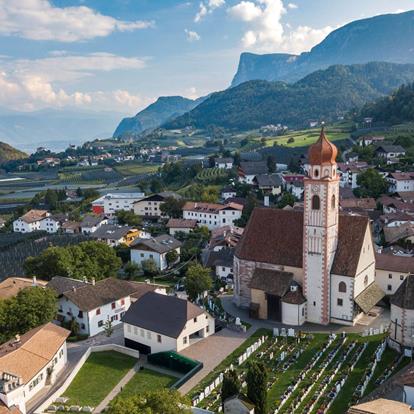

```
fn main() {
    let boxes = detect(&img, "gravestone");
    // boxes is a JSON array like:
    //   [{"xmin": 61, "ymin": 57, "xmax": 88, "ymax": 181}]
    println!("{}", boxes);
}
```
[
  {"xmin": 273, "ymin": 328, "xmax": 279, "ymax": 337},
  {"xmin": 235, "ymin": 317, "xmax": 241, "ymax": 326},
  {"xmin": 288, "ymin": 328, "xmax": 295, "ymax": 337},
  {"xmin": 281, "ymin": 328, "xmax": 287, "ymax": 337}
]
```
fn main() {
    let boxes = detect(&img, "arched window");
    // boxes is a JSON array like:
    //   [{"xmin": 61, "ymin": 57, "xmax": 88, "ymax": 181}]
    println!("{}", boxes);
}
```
[
  {"xmin": 331, "ymin": 194, "xmax": 336, "ymax": 209},
  {"xmin": 312, "ymin": 195, "xmax": 320, "ymax": 210},
  {"xmin": 338, "ymin": 281, "xmax": 347, "ymax": 293},
  {"xmin": 314, "ymin": 168, "xmax": 319, "ymax": 178}
]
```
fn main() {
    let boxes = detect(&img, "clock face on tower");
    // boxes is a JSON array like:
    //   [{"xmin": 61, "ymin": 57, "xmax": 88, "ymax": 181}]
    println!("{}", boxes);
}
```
[{"xmin": 311, "ymin": 185, "xmax": 320, "ymax": 194}]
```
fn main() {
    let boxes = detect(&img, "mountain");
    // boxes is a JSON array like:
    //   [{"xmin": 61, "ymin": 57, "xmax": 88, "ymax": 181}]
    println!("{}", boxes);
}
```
[
  {"xmin": 113, "ymin": 96, "xmax": 205, "ymax": 138},
  {"xmin": 0, "ymin": 142, "xmax": 27, "ymax": 163},
  {"xmin": 360, "ymin": 82, "xmax": 414, "ymax": 124},
  {"xmin": 231, "ymin": 10, "xmax": 414, "ymax": 86},
  {"xmin": 166, "ymin": 62, "xmax": 414, "ymax": 130},
  {"xmin": 0, "ymin": 108, "xmax": 126, "ymax": 153}
]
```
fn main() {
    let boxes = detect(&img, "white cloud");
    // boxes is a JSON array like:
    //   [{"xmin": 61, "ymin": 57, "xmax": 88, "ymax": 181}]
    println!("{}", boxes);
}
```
[
  {"xmin": 185, "ymin": 29, "xmax": 201, "ymax": 42},
  {"xmin": 0, "ymin": 0, "xmax": 153, "ymax": 42},
  {"xmin": 184, "ymin": 87, "xmax": 199, "ymax": 100},
  {"xmin": 195, "ymin": 0, "xmax": 225, "ymax": 22},
  {"xmin": 287, "ymin": 3, "xmax": 298, "ymax": 9},
  {"xmin": 0, "ymin": 53, "xmax": 149, "ymax": 111},
  {"xmin": 228, "ymin": 0, "xmax": 333, "ymax": 53}
]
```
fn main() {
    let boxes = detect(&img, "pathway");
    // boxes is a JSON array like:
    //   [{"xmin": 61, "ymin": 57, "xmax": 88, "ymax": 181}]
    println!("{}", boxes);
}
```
[{"xmin": 178, "ymin": 327, "xmax": 249, "ymax": 395}]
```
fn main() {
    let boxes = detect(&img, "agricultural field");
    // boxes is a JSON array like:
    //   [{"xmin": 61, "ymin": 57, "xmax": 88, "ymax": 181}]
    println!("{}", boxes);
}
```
[
  {"xmin": 196, "ymin": 167, "xmax": 229, "ymax": 182},
  {"xmin": 114, "ymin": 162, "xmax": 160, "ymax": 176},
  {"xmin": 190, "ymin": 329, "xmax": 409, "ymax": 414}
]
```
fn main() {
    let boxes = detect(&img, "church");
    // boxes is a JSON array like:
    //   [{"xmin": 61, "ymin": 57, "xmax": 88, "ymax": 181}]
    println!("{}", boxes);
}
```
[{"xmin": 233, "ymin": 129, "xmax": 385, "ymax": 326}]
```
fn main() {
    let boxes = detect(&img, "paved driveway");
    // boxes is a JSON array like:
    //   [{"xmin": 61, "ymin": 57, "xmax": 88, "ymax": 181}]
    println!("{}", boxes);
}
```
[{"xmin": 178, "ymin": 328, "xmax": 249, "ymax": 395}]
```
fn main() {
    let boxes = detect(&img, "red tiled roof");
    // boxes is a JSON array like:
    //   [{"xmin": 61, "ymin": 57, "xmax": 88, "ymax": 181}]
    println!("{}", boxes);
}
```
[
  {"xmin": 235, "ymin": 208, "xmax": 369, "ymax": 277},
  {"xmin": 375, "ymin": 253, "xmax": 414, "ymax": 273}
]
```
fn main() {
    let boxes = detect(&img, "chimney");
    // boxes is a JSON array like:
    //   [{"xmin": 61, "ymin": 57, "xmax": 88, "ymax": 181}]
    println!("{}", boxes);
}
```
[
  {"xmin": 32, "ymin": 276, "xmax": 37, "ymax": 286},
  {"xmin": 92, "ymin": 277, "xmax": 96, "ymax": 286}
]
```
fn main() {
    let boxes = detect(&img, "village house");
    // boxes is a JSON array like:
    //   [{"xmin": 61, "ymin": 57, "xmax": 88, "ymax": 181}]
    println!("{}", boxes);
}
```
[
  {"xmin": 13, "ymin": 210, "xmax": 49, "ymax": 233},
  {"xmin": 91, "ymin": 196, "xmax": 105, "ymax": 215},
  {"xmin": 166, "ymin": 218, "xmax": 198, "ymax": 236},
  {"xmin": 238, "ymin": 161, "xmax": 268, "ymax": 184},
  {"xmin": 0, "ymin": 323, "xmax": 70, "ymax": 414},
  {"xmin": 215, "ymin": 158, "xmax": 234, "ymax": 169},
  {"xmin": 253, "ymin": 174, "xmax": 283, "ymax": 196},
  {"xmin": 91, "ymin": 224, "xmax": 144, "ymax": 247},
  {"xmin": 375, "ymin": 254, "xmax": 414, "ymax": 295},
  {"xmin": 209, "ymin": 225, "xmax": 244, "ymax": 251},
  {"xmin": 133, "ymin": 192, "xmax": 181, "ymax": 219},
  {"xmin": 337, "ymin": 161, "xmax": 369, "ymax": 189},
  {"xmin": 183, "ymin": 202, "xmax": 243, "ymax": 230},
  {"xmin": 61, "ymin": 221, "xmax": 81, "ymax": 234},
  {"xmin": 101, "ymin": 192, "xmax": 145, "ymax": 217},
  {"xmin": 203, "ymin": 247, "xmax": 234, "ymax": 281},
  {"xmin": 375, "ymin": 145, "xmax": 406, "ymax": 164},
  {"xmin": 80, "ymin": 214, "xmax": 108, "ymax": 235},
  {"xmin": 122, "ymin": 291, "xmax": 215, "ymax": 354},
  {"xmin": 357, "ymin": 136, "xmax": 385, "ymax": 147},
  {"xmin": 130, "ymin": 234, "xmax": 182, "ymax": 271},
  {"xmin": 0, "ymin": 277, "xmax": 47, "ymax": 301},
  {"xmin": 48, "ymin": 277, "xmax": 159, "ymax": 337},
  {"xmin": 221, "ymin": 186, "xmax": 237, "ymax": 201},
  {"xmin": 233, "ymin": 130, "xmax": 384, "ymax": 326},
  {"xmin": 389, "ymin": 275, "xmax": 414, "ymax": 353},
  {"xmin": 383, "ymin": 222, "xmax": 414, "ymax": 245},
  {"xmin": 387, "ymin": 172, "xmax": 414, "ymax": 193}
]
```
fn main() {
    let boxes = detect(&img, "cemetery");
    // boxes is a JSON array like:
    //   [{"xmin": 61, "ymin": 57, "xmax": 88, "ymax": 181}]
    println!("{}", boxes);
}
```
[{"xmin": 189, "ymin": 327, "xmax": 410, "ymax": 414}]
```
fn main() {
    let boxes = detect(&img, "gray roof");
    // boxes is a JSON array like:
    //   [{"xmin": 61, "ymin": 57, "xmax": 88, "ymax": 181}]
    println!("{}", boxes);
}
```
[
  {"xmin": 355, "ymin": 282, "xmax": 385, "ymax": 313},
  {"xmin": 391, "ymin": 275, "xmax": 414, "ymax": 310},
  {"xmin": 130, "ymin": 234, "xmax": 182, "ymax": 253},
  {"xmin": 47, "ymin": 276, "xmax": 88, "ymax": 296},
  {"xmin": 122, "ymin": 292, "xmax": 205, "ymax": 338},
  {"xmin": 203, "ymin": 247, "xmax": 234, "ymax": 268},
  {"xmin": 239, "ymin": 161, "xmax": 268, "ymax": 175},
  {"xmin": 92, "ymin": 224, "xmax": 133, "ymax": 240},
  {"xmin": 80, "ymin": 214, "xmax": 106, "ymax": 228},
  {"xmin": 215, "ymin": 158, "xmax": 233, "ymax": 163},
  {"xmin": 376, "ymin": 145, "xmax": 406, "ymax": 153},
  {"xmin": 254, "ymin": 174, "xmax": 282, "ymax": 188},
  {"xmin": 249, "ymin": 268, "xmax": 293, "ymax": 297}
]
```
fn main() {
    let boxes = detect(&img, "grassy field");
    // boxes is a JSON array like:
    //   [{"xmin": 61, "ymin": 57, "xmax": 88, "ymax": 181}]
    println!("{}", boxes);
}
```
[
  {"xmin": 117, "ymin": 368, "xmax": 177, "ymax": 399},
  {"xmin": 62, "ymin": 351, "xmax": 137, "ymax": 406},
  {"xmin": 114, "ymin": 162, "xmax": 160, "ymax": 176}
]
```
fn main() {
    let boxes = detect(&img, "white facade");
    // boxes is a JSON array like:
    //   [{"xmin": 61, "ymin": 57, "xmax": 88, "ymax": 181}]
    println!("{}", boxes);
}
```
[
  {"xmin": 339, "ymin": 169, "xmax": 359, "ymax": 189},
  {"xmin": 215, "ymin": 160, "xmax": 233, "ymax": 169},
  {"xmin": 222, "ymin": 191, "xmax": 237, "ymax": 200},
  {"xmin": 13, "ymin": 218, "xmax": 42, "ymax": 233},
  {"xmin": 103, "ymin": 193, "xmax": 145, "ymax": 216},
  {"xmin": 81, "ymin": 217, "xmax": 108, "ymax": 234},
  {"xmin": 123, "ymin": 313, "xmax": 215, "ymax": 353},
  {"xmin": 58, "ymin": 295, "xmax": 131, "ymax": 337},
  {"xmin": 216, "ymin": 265, "xmax": 233, "ymax": 280},
  {"xmin": 131, "ymin": 246, "xmax": 180, "ymax": 271},
  {"xmin": 183, "ymin": 207, "xmax": 242, "ymax": 230},
  {"xmin": 133, "ymin": 198, "xmax": 165, "ymax": 218},
  {"xmin": 39, "ymin": 217, "xmax": 61, "ymax": 233},
  {"xmin": 387, "ymin": 176, "xmax": 414, "ymax": 193},
  {"xmin": 281, "ymin": 301, "xmax": 306, "ymax": 326},
  {"xmin": 390, "ymin": 305, "xmax": 414, "ymax": 349},
  {"xmin": 0, "ymin": 342, "xmax": 67, "ymax": 414}
]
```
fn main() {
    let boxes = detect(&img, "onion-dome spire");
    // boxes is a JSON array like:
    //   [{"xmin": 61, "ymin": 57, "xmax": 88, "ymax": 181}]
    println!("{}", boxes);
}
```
[{"xmin": 308, "ymin": 127, "xmax": 338, "ymax": 166}]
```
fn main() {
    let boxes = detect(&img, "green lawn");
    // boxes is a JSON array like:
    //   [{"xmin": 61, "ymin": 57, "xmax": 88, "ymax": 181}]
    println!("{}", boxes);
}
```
[
  {"xmin": 62, "ymin": 351, "xmax": 137, "ymax": 406},
  {"xmin": 117, "ymin": 368, "xmax": 178, "ymax": 399}
]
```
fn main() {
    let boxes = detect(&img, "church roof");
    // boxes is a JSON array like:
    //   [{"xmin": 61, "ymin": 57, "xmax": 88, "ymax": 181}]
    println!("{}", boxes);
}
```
[
  {"xmin": 249, "ymin": 269, "xmax": 293, "ymax": 297},
  {"xmin": 235, "ymin": 208, "xmax": 369, "ymax": 277},
  {"xmin": 308, "ymin": 128, "xmax": 338, "ymax": 166}
]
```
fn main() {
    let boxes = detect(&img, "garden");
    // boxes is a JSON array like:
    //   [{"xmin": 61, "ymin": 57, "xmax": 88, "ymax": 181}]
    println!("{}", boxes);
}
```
[{"xmin": 189, "ymin": 329, "xmax": 409, "ymax": 414}]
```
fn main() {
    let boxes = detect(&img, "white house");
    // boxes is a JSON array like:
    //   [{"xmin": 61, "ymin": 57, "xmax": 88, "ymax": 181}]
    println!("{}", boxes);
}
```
[
  {"xmin": 91, "ymin": 224, "xmax": 143, "ymax": 247},
  {"xmin": 80, "ymin": 214, "xmax": 108, "ymax": 234},
  {"xmin": 102, "ymin": 192, "xmax": 145, "ymax": 217},
  {"xmin": 39, "ymin": 215, "xmax": 66, "ymax": 234},
  {"xmin": 183, "ymin": 202, "xmax": 243, "ymax": 230},
  {"xmin": 166, "ymin": 218, "xmax": 198, "ymax": 236},
  {"xmin": 203, "ymin": 247, "xmax": 234, "ymax": 281},
  {"xmin": 238, "ymin": 161, "xmax": 268, "ymax": 184},
  {"xmin": 221, "ymin": 187, "xmax": 237, "ymax": 201},
  {"xmin": 13, "ymin": 210, "xmax": 49, "ymax": 233},
  {"xmin": 375, "ymin": 145, "xmax": 406, "ymax": 164},
  {"xmin": 0, "ymin": 323, "xmax": 70, "ymax": 414},
  {"xmin": 337, "ymin": 162, "xmax": 369, "ymax": 189},
  {"xmin": 133, "ymin": 192, "xmax": 181, "ymax": 219},
  {"xmin": 48, "ymin": 277, "xmax": 159, "ymax": 337},
  {"xmin": 130, "ymin": 234, "xmax": 182, "ymax": 271},
  {"xmin": 122, "ymin": 291, "xmax": 215, "ymax": 354},
  {"xmin": 215, "ymin": 158, "xmax": 233, "ymax": 169},
  {"xmin": 387, "ymin": 172, "xmax": 414, "ymax": 193}
]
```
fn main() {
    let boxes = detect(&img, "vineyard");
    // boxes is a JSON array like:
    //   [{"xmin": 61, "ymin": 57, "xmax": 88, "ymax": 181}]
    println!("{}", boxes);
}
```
[
  {"xmin": 0, "ymin": 234, "xmax": 91, "ymax": 280},
  {"xmin": 58, "ymin": 169, "xmax": 123, "ymax": 184},
  {"xmin": 196, "ymin": 167, "xmax": 228, "ymax": 182}
]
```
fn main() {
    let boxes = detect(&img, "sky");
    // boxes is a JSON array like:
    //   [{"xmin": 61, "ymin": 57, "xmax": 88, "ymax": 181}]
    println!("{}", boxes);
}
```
[{"xmin": 0, "ymin": 0, "xmax": 412, "ymax": 115}]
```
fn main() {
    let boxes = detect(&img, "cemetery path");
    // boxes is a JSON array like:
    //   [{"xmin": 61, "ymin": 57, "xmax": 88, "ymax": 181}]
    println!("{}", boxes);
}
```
[
  {"xmin": 178, "ymin": 328, "xmax": 249, "ymax": 395},
  {"xmin": 220, "ymin": 295, "xmax": 391, "ymax": 334}
]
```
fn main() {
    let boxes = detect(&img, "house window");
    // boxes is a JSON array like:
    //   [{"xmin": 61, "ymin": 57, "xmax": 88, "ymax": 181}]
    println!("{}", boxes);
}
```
[
  {"xmin": 338, "ymin": 282, "xmax": 347, "ymax": 293},
  {"xmin": 193, "ymin": 317, "xmax": 197, "ymax": 323},
  {"xmin": 147, "ymin": 331, "xmax": 152, "ymax": 340},
  {"xmin": 302, "ymin": 307, "xmax": 305, "ymax": 316},
  {"xmin": 312, "ymin": 195, "xmax": 320, "ymax": 210},
  {"xmin": 313, "ymin": 301, "xmax": 316, "ymax": 306},
  {"xmin": 111, "ymin": 315, "xmax": 118, "ymax": 322},
  {"xmin": 111, "ymin": 302, "xmax": 116, "ymax": 309},
  {"xmin": 140, "ymin": 253, "xmax": 144, "ymax": 257},
  {"xmin": 387, "ymin": 285, "xmax": 392, "ymax": 291},
  {"xmin": 96, "ymin": 308, "xmax": 101, "ymax": 315},
  {"xmin": 127, "ymin": 325, "xmax": 131, "ymax": 333},
  {"xmin": 120, "ymin": 298, "xmax": 125, "ymax": 306},
  {"xmin": 81, "ymin": 323, "xmax": 85, "ymax": 329},
  {"xmin": 337, "ymin": 298, "xmax": 343, "ymax": 306},
  {"xmin": 157, "ymin": 334, "xmax": 162, "ymax": 343},
  {"xmin": 98, "ymin": 320, "xmax": 103, "ymax": 327},
  {"xmin": 389, "ymin": 273, "xmax": 392, "ymax": 279},
  {"xmin": 331, "ymin": 194, "xmax": 336, "ymax": 209},
  {"xmin": 78, "ymin": 311, "xmax": 83, "ymax": 318},
  {"xmin": 183, "ymin": 336, "xmax": 188, "ymax": 344},
  {"xmin": 206, "ymin": 325, "xmax": 209, "ymax": 333},
  {"xmin": 364, "ymin": 275, "xmax": 368, "ymax": 286},
  {"xmin": 401, "ymin": 275, "xmax": 404, "ymax": 281},
  {"xmin": 140, "ymin": 328, "xmax": 145, "ymax": 337}
]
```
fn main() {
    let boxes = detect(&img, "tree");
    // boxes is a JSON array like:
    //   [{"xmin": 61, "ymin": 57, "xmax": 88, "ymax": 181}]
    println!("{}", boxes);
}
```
[
  {"xmin": 267, "ymin": 155, "xmax": 276, "ymax": 173},
  {"xmin": 160, "ymin": 197, "xmax": 185, "ymax": 218},
  {"xmin": 184, "ymin": 263, "xmax": 212, "ymax": 301},
  {"xmin": 150, "ymin": 179, "xmax": 162, "ymax": 193},
  {"xmin": 166, "ymin": 250, "xmax": 179, "ymax": 267},
  {"xmin": 277, "ymin": 192, "xmax": 296, "ymax": 208},
  {"xmin": 107, "ymin": 389, "xmax": 191, "ymax": 414},
  {"xmin": 24, "ymin": 241, "xmax": 122, "ymax": 281},
  {"xmin": 246, "ymin": 361, "xmax": 268, "ymax": 414},
  {"xmin": 221, "ymin": 370, "xmax": 241, "ymax": 408},
  {"xmin": 69, "ymin": 317, "xmax": 80, "ymax": 337},
  {"xmin": 141, "ymin": 258, "xmax": 158, "ymax": 276},
  {"xmin": 123, "ymin": 261, "xmax": 141, "ymax": 280},
  {"xmin": 104, "ymin": 319, "xmax": 114, "ymax": 337},
  {"xmin": 233, "ymin": 152, "xmax": 241, "ymax": 167},
  {"xmin": 355, "ymin": 168, "xmax": 388, "ymax": 198},
  {"xmin": 116, "ymin": 210, "xmax": 142, "ymax": 227},
  {"xmin": 0, "ymin": 287, "xmax": 57, "ymax": 344},
  {"xmin": 234, "ymin": 193, "xmax": 258, "ymax": 227}
]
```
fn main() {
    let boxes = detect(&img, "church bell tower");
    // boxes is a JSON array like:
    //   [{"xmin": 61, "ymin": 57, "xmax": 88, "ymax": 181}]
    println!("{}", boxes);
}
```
[{"xmin": 303, "ymin": 128, "xmax": 340, "ymax": 325}]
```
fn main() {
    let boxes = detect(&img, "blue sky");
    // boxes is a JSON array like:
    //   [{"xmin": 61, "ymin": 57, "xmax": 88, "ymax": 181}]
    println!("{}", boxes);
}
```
[{"xmin": 0, "ymin": 0, "xmax": 412, "ymax": 115}]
